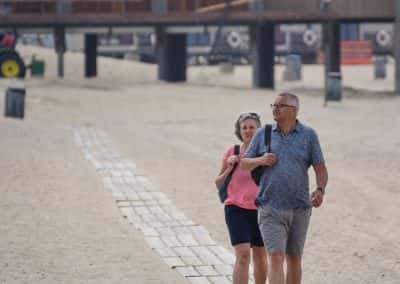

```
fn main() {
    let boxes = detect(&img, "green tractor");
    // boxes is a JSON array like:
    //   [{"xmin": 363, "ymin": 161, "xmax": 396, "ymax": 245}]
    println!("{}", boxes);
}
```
[{"xmin": 0, "ymin": 33, "xmax": 26, "ymax": 78}]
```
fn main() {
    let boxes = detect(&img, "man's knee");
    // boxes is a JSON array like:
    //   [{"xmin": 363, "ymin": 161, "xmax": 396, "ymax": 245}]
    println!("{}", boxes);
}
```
[
  {"xmin": 268, "ymin": 252, "xmax": 285, "ymax": 269},
  {"xmin": 286, "ymin": 254, "xmax": 302, "ymax": 268},
  {"xmin": 252, "ymin": 247, "xmax": 267, "ymax": 266}
]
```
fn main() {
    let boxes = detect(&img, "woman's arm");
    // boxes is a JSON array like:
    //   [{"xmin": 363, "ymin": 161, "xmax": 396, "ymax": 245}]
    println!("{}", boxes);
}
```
[{"xmin": 214, "ymin": 155, "xmax": 237, "ymax": 189}]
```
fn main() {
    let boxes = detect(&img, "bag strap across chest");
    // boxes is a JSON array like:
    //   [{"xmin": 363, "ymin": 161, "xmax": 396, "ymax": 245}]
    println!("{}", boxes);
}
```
[{"xmin": 264, "ymin": 124, "xmax": 272, "ymax": 152}]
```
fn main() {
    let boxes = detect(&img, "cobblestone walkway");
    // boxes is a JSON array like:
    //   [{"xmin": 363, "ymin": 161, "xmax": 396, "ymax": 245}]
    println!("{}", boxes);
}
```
[{"xmin": 72, "ymin": 127, "xmax": 254, "ymax": 284}]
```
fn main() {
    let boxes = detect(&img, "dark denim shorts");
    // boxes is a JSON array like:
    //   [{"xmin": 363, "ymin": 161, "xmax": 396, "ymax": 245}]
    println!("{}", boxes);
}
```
[{"xmin": 224, "ymin": 205, "xmax": 264, "ymax": 247}]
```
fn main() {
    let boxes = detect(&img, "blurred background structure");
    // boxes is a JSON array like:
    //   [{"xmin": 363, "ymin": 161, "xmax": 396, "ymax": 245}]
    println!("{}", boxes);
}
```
[{"xmin": 0, "ymin": 0, "xmax": 399, "ymax": 96}]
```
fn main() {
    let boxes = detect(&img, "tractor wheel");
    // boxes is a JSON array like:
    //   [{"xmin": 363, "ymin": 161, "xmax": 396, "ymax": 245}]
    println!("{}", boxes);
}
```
[{"xmin": 0, "ymin": 53, "xmax": 26, "ymax": 78}]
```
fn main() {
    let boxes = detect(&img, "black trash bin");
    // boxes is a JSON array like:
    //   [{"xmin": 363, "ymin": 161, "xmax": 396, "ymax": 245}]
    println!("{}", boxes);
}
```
[
  {"xmin": 5, "ymin": 87, "xmax": 26, "ymax": 119},
  {"xmin": 326, "ymin": 72, "xmax": 342, "ymax": 102}
]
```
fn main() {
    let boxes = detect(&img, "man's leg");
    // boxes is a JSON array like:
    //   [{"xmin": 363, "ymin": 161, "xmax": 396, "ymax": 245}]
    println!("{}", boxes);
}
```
[
  {"xmin": 286, "ymin": 208, "xmax": 311, "ymax": 284},
  {"xmin": 252, "ymin": 246, "xmax": 267, "ymax": 284},
  {"xmin": 233, "ymin": 243, "xmax": 251, "ymax": 284},
  {"xmin": 258, "ymin": 206, "xmax": 290, "ymax": 284},
  {"xmin": 286, "ymin": 254, "xmax": 302, "ymax": 284},
  {"xmin": 268, "ymin": 252, "xmax": 285, "ymax": 284}
]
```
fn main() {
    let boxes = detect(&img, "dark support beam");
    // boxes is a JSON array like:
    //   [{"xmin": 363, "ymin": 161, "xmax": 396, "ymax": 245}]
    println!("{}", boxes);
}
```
[
  {"xmin": 327, "ymin": 21, "xmax": 341, "ymax": 73},
  {"xmin": 157, "ymin": 29, "xmax": 187, "ymax": 82},
  {"xmin": 84, "ymin": 34, "xmax": 97, "ymax": 78},
  {"xmin": 54, "ymin": 27, "xmax": 66, "ymax": 78},
  {"xmin": 251, "ymin": 22, "xmax": 275, "ymax": 89},
  {"xmin": 395, "ymin": 0, "xmax": 400, "ymax": 95},
  {"xmin": 324, "ymin": 21, "xmax": 342, "ymax": 101},
  {"xmin": 153, "ymin": 0, "xmax": 188, "ymax": 82}
]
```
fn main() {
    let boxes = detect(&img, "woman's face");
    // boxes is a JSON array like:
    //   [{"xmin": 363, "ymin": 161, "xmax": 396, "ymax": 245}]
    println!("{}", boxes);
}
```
[{"xmin": 240, "ymin": 118, "xmax": 259, "ymax": 143}]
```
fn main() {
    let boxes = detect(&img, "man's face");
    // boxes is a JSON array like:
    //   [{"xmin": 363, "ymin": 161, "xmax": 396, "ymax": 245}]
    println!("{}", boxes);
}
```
[{"xmin": 271, "ymin": 96, "xmax": 297, "ymax": 122}]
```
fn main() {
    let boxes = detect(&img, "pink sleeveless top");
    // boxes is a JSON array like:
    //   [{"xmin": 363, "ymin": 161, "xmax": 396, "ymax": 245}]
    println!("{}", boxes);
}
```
[{"xmin": 222, "ymin": 145, "xmax": 259, "ymax": 210}]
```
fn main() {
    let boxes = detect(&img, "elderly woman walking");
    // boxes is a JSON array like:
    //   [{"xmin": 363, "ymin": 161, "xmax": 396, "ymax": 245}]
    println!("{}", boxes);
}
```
[{"xmin": 215, "ymin": 112, "xmax": 267, "ymax": 284}]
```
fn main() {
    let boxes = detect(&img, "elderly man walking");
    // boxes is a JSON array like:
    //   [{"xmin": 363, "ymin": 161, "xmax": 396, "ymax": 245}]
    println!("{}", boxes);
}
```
[{"xmin": 240, "ymin": 92, "xmax": 328, "ymax": 284}]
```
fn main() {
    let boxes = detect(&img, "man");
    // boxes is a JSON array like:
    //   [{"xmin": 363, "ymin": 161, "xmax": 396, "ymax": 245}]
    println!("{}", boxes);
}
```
[{"xmin": 240, "ymin": 92, "xmax": 328, "ymax": 284}]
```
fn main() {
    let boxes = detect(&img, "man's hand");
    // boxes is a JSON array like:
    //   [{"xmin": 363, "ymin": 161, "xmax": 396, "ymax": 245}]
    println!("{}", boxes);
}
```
[
  {"xmin": 259, "ymin": 153, "xmax": 277, "ymax": 166},
  {"xmin": 311, "ymin": 189, "xmax": 324, "ymax": 208}
]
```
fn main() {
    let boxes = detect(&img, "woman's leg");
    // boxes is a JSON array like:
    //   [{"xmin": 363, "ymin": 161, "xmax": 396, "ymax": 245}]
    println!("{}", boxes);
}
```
[
  {"xmin": 252, "ymin": 246, "xmax": 268, "ymax": 284},
  {"xmin": 233, "ymin": 243, "xmax": 251, "ymax": 284}
]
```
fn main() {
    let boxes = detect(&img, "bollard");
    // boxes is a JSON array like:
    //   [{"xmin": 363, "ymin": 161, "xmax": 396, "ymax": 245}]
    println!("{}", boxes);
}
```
[
  {"xmin": 283, "ymin": 54, "xmax": 302, "ymax": 81},
  {"xmin": 326, "ymin": 72, "xmax": 342, "ymax": 102},
  {"xmin": 4, "ymin": 87, "xmax": 26, "ymax": 119},
  {"xmin": 374, "ymin": 57, "xmax": 386, "ymax": 79}
]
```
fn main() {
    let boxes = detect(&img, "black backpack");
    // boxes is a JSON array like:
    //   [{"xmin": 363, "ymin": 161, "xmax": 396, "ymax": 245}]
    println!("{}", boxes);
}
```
[{"xmin": 250, "ymin": 124, "xmax": 272, "ymax": 186}]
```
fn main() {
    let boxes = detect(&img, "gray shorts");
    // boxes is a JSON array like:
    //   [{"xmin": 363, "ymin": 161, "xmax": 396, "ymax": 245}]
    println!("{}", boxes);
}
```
[{"xmin": 258, "ymin": 205, "xmax": 312, "ymax": 256}]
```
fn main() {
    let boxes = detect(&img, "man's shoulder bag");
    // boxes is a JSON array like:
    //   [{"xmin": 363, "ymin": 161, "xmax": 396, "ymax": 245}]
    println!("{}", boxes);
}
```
[
  {"xmin": 218, "ymin": 144, "xmax": 240, "ymax": 203},
  {"xmin": 250, "ymin": 124, "xmax": 272, "ymax": 186}
]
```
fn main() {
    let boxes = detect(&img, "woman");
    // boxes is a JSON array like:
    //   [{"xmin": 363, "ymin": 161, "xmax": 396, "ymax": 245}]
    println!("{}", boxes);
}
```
[{"xmin": 215, "ymin": 112, "xmax": 267, "ymax": 284}]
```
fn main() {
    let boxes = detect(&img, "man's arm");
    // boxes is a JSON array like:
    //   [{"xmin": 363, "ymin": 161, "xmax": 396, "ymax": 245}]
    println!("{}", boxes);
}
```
[
  {"xmin": 240, "ymin": 127, "xmax": 276, "ymax": 171},
  {"xmin": 240, "ymin": 154, "xmax": 276, "ymax": 171},
  {"xmin": 240, "ymin": 156, "xmax": 261, "ymax": 171},
  {"xmin": 314, "ymin": 163, "xmax": 328, "ymax": 190},
  {"xmin": 311, "ymin": 163, "xmax": 328, "ymax": 207}
]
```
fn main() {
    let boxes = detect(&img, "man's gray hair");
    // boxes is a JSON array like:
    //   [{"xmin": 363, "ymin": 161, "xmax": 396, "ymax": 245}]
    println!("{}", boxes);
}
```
[{"xmin": 278, "ymin": 92, "xmax": 299, "ymax": 112}]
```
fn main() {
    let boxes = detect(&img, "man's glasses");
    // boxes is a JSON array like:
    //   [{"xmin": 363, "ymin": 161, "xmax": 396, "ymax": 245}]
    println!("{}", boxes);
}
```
[{"xmin": 270, "ymin": 104, "xmax": 296, "ymax": 109}]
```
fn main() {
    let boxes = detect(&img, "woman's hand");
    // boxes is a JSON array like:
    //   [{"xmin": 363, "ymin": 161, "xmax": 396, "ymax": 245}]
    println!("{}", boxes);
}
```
[{"xmin": 226, "ymin": 155, "xmax": 239, "ymax": 167}]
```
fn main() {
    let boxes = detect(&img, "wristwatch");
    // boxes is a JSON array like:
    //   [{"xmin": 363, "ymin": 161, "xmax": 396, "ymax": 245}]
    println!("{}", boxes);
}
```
[{"xmin": 316, "ymin": 187, "xmax": 325, "ymax": 195}]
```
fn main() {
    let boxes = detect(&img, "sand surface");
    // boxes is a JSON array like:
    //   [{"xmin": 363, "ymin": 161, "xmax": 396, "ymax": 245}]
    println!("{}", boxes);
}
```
[{"xmin": 0, "ymin": 45, "xmax": 399, "ymax": 283}]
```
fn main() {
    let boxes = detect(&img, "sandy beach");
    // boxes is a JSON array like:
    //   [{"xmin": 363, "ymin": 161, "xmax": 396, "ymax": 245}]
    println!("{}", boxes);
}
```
[{"xmin": 1, "ymin": 45, "xmax": 399, "ymax": 283}]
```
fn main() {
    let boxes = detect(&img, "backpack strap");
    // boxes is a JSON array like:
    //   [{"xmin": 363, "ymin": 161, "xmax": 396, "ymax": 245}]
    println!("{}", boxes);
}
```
[
  {"xmin": 230, "ymin": 144, "xmax": 240, "ymax": 171},
  {"xmin": 233, "ymin": 144, "xmax": 240, "ymax": 155},
  {"xmin": 264, "ymin": 124, "xmax": 272, "ymax": 153}
]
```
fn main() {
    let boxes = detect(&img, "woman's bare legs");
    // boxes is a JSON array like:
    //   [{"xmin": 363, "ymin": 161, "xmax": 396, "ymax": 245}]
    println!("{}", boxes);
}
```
[{"xmin": 233, "ymin": 243, "xmax": 251, "ymax": 284}]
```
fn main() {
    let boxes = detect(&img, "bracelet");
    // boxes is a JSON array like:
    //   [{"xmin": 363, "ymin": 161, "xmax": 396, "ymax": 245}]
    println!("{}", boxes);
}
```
[{"xmin": 316, "ymin": 187, "xmax": 325, "ymax": 195}]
